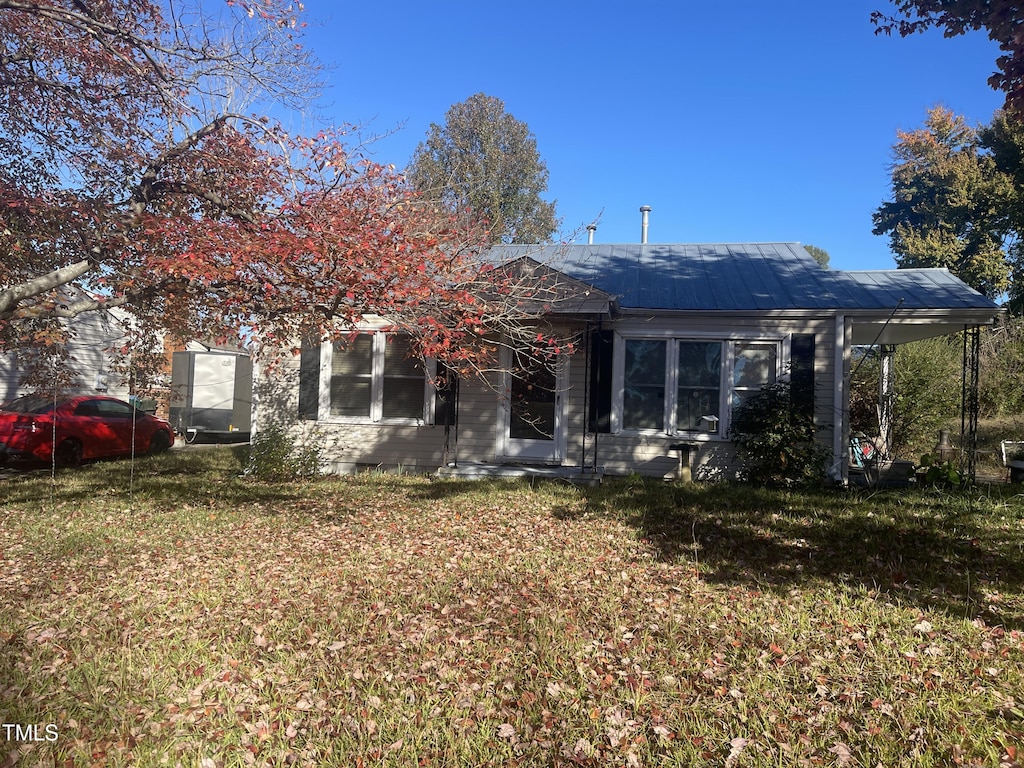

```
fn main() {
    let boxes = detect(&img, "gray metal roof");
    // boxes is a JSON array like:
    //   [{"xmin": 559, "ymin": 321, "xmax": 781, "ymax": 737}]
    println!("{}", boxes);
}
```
[{"xmin": 486, "ymin": 243, "xmax": 999, "ymax": 314}]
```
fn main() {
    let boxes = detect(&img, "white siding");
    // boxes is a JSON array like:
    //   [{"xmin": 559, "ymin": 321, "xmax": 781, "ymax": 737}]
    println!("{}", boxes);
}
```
[
  {"xmin": 0, "ymin": 309, "xmax": 134, "ymax": 402},
  {"xmin": 258, "ymin": 313, "xmax": 840, "ymax": 478}
]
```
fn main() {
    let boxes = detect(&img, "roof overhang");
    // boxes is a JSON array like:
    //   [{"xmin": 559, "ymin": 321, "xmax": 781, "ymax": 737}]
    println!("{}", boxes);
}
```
[{"xmin": 848, "ymin": 308, "xmax": 1004, "ymax": 346}]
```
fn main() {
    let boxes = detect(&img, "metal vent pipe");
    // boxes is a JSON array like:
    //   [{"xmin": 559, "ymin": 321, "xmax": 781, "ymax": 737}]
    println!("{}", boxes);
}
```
[
  {"xmin": 586, "ymin": 223, "xmax": 597, "ymax": 244},
  {"xmin": 640, "ymin": 205, "xmax": 652, "ymax": 244}
]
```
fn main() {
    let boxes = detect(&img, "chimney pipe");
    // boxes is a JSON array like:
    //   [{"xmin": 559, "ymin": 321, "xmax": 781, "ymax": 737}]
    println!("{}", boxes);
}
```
[
  {"xmin": 640, "ymin": 205, "xmax": 652, "ymax": 244},
  {"xmin": 586, "ymin": 223, "xmax": 597, "ymax": 244}
]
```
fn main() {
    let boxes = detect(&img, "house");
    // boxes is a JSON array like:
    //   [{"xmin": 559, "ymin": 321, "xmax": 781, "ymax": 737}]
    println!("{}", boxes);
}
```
[
  {"xmin": 0, "ymin": 301, "xmax": 140, "ymax": 403},
  {"xmin": 252, "ymin": 240, "xmax": 1001, "ymax": 484}
]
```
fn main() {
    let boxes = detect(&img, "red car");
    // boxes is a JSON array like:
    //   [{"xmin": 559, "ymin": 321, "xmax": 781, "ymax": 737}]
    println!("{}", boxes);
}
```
[{"xmin": 0, "ymin": 394, "xmax": 175, "ymax": 468}]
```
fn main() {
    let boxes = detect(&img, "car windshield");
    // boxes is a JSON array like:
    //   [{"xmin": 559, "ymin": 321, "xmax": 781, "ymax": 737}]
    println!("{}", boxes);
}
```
[{"xmin": 0, "ymin": 395, "xmax": 57, "ymax": 414}]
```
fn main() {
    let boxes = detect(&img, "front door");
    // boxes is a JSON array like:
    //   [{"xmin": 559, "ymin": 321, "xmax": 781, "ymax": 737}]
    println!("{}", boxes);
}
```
[{"xmin": 499, "ymin": 349, "xmax": 567, "ymax": 462}]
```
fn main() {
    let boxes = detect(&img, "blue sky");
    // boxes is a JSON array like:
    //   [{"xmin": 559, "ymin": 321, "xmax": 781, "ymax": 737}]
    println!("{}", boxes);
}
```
[{"xmin": 297, "ymin": 1, "xmax": 1005, "ymax": 272}]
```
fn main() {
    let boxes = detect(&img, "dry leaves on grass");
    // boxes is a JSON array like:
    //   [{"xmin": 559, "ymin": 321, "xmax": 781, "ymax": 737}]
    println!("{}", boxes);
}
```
[{"xmin": 2, "ymin": 463, "xmax": 1024, "ymax": 766}]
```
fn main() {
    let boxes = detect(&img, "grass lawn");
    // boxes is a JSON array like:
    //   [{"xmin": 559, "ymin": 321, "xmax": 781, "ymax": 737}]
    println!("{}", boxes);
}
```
[{"xmin": 2, "ymin": 449, "xmax": 1024, "ymax": 767}]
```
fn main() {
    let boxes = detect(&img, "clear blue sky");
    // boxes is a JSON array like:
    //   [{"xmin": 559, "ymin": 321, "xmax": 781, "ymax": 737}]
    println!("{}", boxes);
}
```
[{"xmin": 296, "ymin": 1, "xmax": 1005, "ymax": 272}]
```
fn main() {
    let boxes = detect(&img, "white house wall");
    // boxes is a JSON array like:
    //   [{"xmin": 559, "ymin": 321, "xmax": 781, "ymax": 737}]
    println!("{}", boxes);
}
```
[
  {"xmin": 255, "ymin": 343, "xmax": 449, "ymax": 474},
  {"xmin": 259, "ymin": 313, "xmax": 838, "ymax": 479},
  {"xmin": 0, "ymin": 310, "xmax": 132, "ymax": 402}
]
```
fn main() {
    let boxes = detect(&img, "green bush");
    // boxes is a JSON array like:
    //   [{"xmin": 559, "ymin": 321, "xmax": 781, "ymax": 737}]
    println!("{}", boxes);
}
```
[
  {"xmin": 849, "ymin": 337, "xmax": 962, "ymax": 460},
  {"xmin": 979, "ymin": 317, "xmax": 1024, "ymax": 416},
  {"xmin": 246, "ymin": 423, "xmax": 322, "ymax": 482},
  {"xmin": 728, "ymin": 380, "xmax": 829, "ymax": 486}
]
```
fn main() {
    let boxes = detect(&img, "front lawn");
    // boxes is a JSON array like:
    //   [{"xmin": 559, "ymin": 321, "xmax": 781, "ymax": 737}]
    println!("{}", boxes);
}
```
[{"xmin": 2, "ymin": 450, "xmax": 1023, "ymax": 766}]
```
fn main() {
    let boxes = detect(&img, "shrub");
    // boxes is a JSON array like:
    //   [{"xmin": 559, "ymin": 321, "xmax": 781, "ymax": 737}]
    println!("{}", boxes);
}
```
[
  {"xmin": 728, "ymin": 379, "xmax": 829, "ymax": 486},
  {"xmin": 246, "ymin": 423, "xmax": 322, "ymax": 482},
  {"xmin": 979, "ymin": 317, "xmax": 1024, "ymax": 416},
  {"xmin": 849, "ymin": 337, "xmax": 962, "ymax": 460}
]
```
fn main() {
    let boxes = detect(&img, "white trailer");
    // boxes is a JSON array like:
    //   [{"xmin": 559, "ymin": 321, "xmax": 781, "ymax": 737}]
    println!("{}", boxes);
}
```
[{"xmin": 169, "ymin": 350, "xmax": 252, "ymax": 443}]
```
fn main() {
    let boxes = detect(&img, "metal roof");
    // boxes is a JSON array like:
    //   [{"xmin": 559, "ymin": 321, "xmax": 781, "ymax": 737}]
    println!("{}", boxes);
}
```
[{"xmin": 486, "ymin": 243, "xmax": 999, "ymax": 315}]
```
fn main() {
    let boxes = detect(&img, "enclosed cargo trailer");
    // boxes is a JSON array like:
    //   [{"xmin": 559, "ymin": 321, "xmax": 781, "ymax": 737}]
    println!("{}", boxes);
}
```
[{"xmin": 169, "ymin": 350, "xmax": 252, "ymax": 443}]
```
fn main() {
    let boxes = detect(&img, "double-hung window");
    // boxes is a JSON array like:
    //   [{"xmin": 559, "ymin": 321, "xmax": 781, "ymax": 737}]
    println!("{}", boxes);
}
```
[
  {"xmin": 328, "ymin": 332, "xmax": 429, "ymax": 422},
  {"xmin": 618, "ymin": 336, "xmax": 779, "ymax": 436},
  {"xmin": 731, "ymin": 342, "xmax": 778, "ymax": 412},
  {"xmin": 676, "ymin": 341, "xmax": 722, "ymax": 432},
  {"xmin": 622, "ymin": 339, "xmax": 667, "ymax": 430}
]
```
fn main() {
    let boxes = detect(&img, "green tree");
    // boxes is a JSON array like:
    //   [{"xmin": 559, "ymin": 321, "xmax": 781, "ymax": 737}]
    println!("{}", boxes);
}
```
[
  {"xmin": 408, "ymin": 93, "xmax": 558, "ymax": 245},
  {"xmin": 981, "ymin": 111, "xmax": 1024, "ymax": 312},
  {"xmin": 872, "ymin": 1, "xmax": 1024, "ymax": 112},
  {"xmin": 872, "ymin": 106, "xmax": 1011, "ymax": 298},
  {"xmin": 804, "ymin": 244, "xmax": 830, "ymax": 268},
  {"xmin": 979, "ymin": 316, "xmax": 1024, "ymax": 416}
]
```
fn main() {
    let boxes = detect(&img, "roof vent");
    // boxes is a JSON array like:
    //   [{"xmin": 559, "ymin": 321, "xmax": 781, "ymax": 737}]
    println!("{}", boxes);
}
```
[
  {"xmin": 586, "ymin": 223, "xmax": 597, "ymax": 244},
  {"xmin": 640, "ymin": 205, "xmax": 652, "ymax": 244}
]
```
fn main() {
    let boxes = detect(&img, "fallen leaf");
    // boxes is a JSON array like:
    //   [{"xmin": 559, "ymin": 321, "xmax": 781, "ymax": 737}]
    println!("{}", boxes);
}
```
[{"xmin": 830, "ymin": 742, "xmax": 853, "ymax": 766}]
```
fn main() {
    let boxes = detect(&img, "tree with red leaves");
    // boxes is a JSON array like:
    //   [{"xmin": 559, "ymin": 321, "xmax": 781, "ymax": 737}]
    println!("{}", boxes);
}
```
[
  {"xmin": 0, "ymin": 1, "xmax": 565, "ymax": 392},
  {"xmin": 872, "ymin": 2, "xmax": 1024, "ymax": 112}
]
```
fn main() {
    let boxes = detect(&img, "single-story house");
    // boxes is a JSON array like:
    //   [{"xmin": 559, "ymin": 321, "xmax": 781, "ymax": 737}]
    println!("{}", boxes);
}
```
[{"xmin": 252, "ymin": 241, "xmax": 1001, "ymax": 483}]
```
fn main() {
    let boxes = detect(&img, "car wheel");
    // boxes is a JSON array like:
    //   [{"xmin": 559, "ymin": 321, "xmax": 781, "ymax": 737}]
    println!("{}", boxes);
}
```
[
  {"xmin": 54, "ymin": 439, "xmax": 83, "ymax": 469},
  {"xmin": 149, "ymin": 430, "xmax": 171, "ymax": 455}
]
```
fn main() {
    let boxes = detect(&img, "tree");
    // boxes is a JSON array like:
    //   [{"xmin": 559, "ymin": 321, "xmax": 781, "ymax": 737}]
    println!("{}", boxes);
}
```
[
  {"xmin": 407, "ymin": 93, "xmax": 559, "ymax": 245},
  {"xmin": 0, "ymin": 3, "xmax": 567, "ymax": 391},
  {"xmin": 872, "ymin": 2, "xmax": 1024, "ymax": 112},
  {"xmin": 872, "ymin": 106, "xmax": 1011, "ymax": 298},
  {"xmin": 804, "ymin": 244, "xmax": 830, "ymax": 268},
  {"xmin": 0, "ymin": 0, "xmax": 318, "ymax": 345},
  {"xmin": 980, "ymin": 110, "xmax": 1024, "ymax": 312}
]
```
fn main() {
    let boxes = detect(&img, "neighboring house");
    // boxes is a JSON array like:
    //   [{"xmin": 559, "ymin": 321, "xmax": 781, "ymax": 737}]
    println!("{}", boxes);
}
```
[
  {"xmin": 0, "ymin": 302, "xmax": 140, "ymax": 403},
  {"xmin": 253, "ymin": 242, "xmax": 1001, "ymax": 483}
]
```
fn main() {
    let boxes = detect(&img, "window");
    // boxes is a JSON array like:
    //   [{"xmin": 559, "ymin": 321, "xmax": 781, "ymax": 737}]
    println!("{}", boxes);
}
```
[
  {"xmin": 615, "ymin": 335, "xmax": 780, "ymax": 436},
  {"xmin": 381, "ymin": 338, "xmax": 428, "ymax": 420},
  {"xmin": 677, "ymin": 341, "xmax": 721, "ymax": 432},
  {"xmin": 731, "ymin": 342, "xmax": 778, "ymax": 413},
  {"xmin": 327, "ymin": 333, "xmax": 429, "ymax": 422},
  {"xmin": 330, "ymin": 335, "xmax": 374, "ymax": 417},
  {"xmin": 623, "ymin": 339, "xmax": 666, "ymax": 430},
  {"xmin": 74, "ymin": 399, "xmax": 135, "ymax": 418}
]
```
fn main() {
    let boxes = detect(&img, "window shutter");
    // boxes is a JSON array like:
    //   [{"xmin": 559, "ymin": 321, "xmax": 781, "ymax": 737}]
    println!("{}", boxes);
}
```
[
  {"xmin": 434, "ymin": 361, "xmax": 457, "ymax": 427},
  {"xmin": 790, "ymin": 334, "xmax": 815, "ymax": 421},
  {"xmin": 297, "ymin": 338, "xmax": 321, "ymax": 420},
  {"xmin": 588, "ymin": 329, "xmax": 613, "ymax": 433}
]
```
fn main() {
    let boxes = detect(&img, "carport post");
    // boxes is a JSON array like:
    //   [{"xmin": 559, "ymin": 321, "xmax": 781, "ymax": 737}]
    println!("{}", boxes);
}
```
[{"xmin": 878, "ymin": 344, "xmax": 895, "ymax": 459}]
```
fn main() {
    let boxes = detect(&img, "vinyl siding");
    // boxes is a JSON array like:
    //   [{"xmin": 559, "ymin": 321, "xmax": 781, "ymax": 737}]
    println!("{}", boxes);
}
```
[
  {"xmin": 0, "ymin": 310, "xmax": 133, "ymax": 401},
  {"xmin": 260, "ymin": 313, "xmax": 839, "ymax": 478}
]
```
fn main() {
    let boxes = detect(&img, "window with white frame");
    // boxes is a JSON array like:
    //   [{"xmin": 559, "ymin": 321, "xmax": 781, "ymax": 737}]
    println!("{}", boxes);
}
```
[
  {"xmin": 677, "ymin": 340, "xmax": 722, "ymax": 432},
  {"xmin": 731, "ymin": 342, "xmax": 778, "ymax": 413},
  {"xmin": 617, "ymin": 336, "xmax": 779, "ymax": 436},
  {"xmin": 622, "ymin": 339, "xmax": 666, "ymax": 430},
  {"xmin": 328, "ymin": 332, "xmax": 430, "ymax": 422}
]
